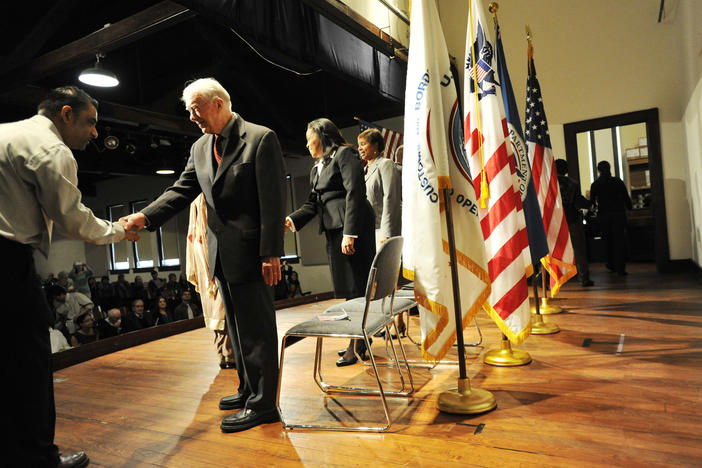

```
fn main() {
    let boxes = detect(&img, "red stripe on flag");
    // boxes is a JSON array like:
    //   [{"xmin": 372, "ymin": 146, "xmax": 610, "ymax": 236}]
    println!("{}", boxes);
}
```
[
  {"xmin": 486, "ymin": 228, "xmax": 529, "ymax": 280},
  {"xmin": 480, "ymin": 186, "xmax": 519, "ymax": 237},
  {"xmin": 531, "ymin": 144, "xmax": 545, "ymax": 195},
  {"xmin": 541, "ymin": 162, "xmax": 559, "ymax": 231},
  {"xmin": 492, "ymin": 276, "xmax": 529, "ymax": 320},
  {"xmin": 551, "ymin": 216, "xmax": 570, "ymax": 261}
]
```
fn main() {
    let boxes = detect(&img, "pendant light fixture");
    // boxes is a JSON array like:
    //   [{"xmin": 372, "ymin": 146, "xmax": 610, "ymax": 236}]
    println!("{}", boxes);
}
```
[{"xmin": 79, "ymin": 52, "xmax": 119, "ymax": 87}]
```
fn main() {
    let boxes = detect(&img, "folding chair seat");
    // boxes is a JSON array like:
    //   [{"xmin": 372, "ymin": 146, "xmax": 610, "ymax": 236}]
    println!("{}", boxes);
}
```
[{"xmin": 276, "ymin": 237, "xmax": 414, "ymax": 432}]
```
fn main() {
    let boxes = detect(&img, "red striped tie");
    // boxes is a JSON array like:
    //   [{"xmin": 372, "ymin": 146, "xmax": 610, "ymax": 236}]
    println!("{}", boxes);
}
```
[{"xmin": 214, "ymin": 135, "xmax": 222, "ymax": 165}]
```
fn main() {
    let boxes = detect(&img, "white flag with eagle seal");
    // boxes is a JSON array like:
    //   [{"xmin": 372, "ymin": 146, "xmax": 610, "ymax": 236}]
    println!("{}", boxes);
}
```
[{"xmin": 402, "ymin": 0, "xmax": 490, "ymax": 362}]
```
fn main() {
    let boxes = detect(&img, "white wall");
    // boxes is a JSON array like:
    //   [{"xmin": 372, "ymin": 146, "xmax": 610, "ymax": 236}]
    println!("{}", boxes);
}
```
[
  {"xmin": 434, "ymin": 0, "xmax": 701, "ymax": 262},
  {"xmin": 683, "ymin": 76, "xmax": 702, "ymax": 266}
]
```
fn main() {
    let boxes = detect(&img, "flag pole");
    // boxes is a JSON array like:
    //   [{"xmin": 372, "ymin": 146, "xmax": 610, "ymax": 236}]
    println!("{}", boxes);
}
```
[
  {"xmin": 532, "ymin": 268, "xmax": 564, "ymax": 315},
  {"xmin": 530, "ymin": 268, "xmax": 560, "ymax": 334},
  {"xmin": 436, "ymin": 188, "xmax": 496, "ymax": 415}
]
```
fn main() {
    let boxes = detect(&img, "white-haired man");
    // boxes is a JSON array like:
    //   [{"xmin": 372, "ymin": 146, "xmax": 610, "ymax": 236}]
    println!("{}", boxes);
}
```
[{"xmin": 121, "ymin": 78, "xmax": 286, "ymax": 433}]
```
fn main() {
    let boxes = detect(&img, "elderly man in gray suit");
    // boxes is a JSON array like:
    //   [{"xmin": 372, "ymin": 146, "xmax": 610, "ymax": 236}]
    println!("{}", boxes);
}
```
[{"xmin": 122, "ymin": 78, "xmax": 286, "ymax": 433}]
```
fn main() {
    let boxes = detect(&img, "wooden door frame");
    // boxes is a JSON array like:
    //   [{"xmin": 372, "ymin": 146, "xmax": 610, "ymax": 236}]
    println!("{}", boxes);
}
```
[{"xmin": 563, "ymin": 108, "xmax": 670, "ymax": 272}]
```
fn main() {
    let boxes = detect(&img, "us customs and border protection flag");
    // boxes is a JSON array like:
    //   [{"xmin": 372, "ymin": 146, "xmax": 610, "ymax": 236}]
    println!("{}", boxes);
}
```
[
  {"xmin": 402, "ymin": 0, "xmax": 490, "ymax": 362},
  {"xmin": 494, "ymin": 18, "xmax": 549, "ymax": 272},
  {"xmin": 525, "ymin": 43, "xmax": 577, "ymax": 296},
  {"xmin": 464, "ymin": 0, "xmax": 531, "ymax": 344}
]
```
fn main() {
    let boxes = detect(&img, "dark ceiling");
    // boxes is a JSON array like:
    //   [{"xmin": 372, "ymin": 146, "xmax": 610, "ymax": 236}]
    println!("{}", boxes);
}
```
[{"xmin": 0, "ymin": 0, "xmax": 405, "ymax": 189}]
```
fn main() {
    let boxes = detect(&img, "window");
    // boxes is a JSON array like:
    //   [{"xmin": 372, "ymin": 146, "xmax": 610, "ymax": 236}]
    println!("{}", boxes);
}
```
[
  {"xmin": 107, "ymin": 204, "xmax": 131, "ymax": 271},
  {"xmin": 130, "ymin": 200, "xmax": 157, "ymax": 269},
  {"xmin": 158, "ymin": 215, "xmax": 181, "ymax": 267}
]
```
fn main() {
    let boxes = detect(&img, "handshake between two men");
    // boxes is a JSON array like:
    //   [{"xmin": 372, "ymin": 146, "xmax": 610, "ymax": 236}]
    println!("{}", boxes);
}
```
[{"xmin": 117, "ymin": 212, "xmax": 282, "ymax": 287}]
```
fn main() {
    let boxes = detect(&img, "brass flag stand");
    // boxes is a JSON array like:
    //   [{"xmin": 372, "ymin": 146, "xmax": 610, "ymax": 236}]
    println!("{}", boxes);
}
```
[
  {"xmin": 436, "ymin": 189, "xmax": 496, "ymax": 414},
  {"xmin": 530, "ymin": 270, "xmax": 564, "ymax": 315},
  {"xmin": 530, "ymin": 270, "xmax": 560, "ymax": 335},
  {"xmin": 483, "ymin": 334, "xmax": 532, "ymax": 366}
]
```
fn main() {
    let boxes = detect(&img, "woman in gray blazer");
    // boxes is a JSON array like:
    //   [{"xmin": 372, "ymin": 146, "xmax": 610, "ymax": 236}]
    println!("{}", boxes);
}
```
[{"xmin": 357, "ymin": 128, "xmax": 402, "ymax": 248}]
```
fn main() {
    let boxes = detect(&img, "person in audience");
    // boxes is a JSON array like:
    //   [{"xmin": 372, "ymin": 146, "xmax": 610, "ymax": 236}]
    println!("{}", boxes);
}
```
[
  {"xmin": 161, "ymin": 274, "xmax": 180, "ymax": 311},
  {"xmin": 154, "ymin": 296, "xmax": 172, "ymax": 325},
  {"xmin": 56, "ymin": 270, "xmax": 73, "ymax": 292},
  {"xmin": 122, "ymin": 299, "xmax": 153, "ymax": 332},
  {"xmin": 590, "ymin": 160, "xmax": 632, "ymax": 276},
  {"xmin": 97, "ymin": 308, "xmax": 122, "ymax": 339},
  {"xmin": 49, "ymin": 327, "xmax": 71, "ymax": 353},
  {"xmin": 70, "ymin": 310, "xmax": 97, "ymax": 347},
  {"xmin": 556, "ymin": 159, "xmax": 594, "ymax": 286},
  {"xmin": 287, "ymin": 271, "xmax": 303, "ymax": 298},
  {"xmin": 51, "ymin": 285, "xmax": 94, "ymax": 335},
  {"xmin": 96, "ymin": 275, "xmax": 117, "ymax": 312},
  {"xmin": 130, "ymin": 275, "xmax": 148, "ymax": 302},
  {"xmin": 286, "ymin": 118, "xmax": 375, "ymax": 367},
  {"xmin": 43, "ymin": 272, "xmax": 57, "ymax": 287},
  {"xmin": 68, "ymin": 261, "xmax": 92, "ymax": 297},
  {"xmin": 113, "ymin": 273, "xmax": 131, "ymax": 307},
  {"xmin": 148, "ymin": 270, "xmax": 165, "ymax": 295},
  {"xmin": 173, "ymin": 289, "xmax": 202, "ymax": 321},
  {"xmin": 88, "ymin": 276, "xmax": 99, "ymax": 299}
]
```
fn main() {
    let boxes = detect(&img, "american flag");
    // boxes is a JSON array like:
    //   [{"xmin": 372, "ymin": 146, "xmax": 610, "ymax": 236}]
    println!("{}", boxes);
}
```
[
  {"xmin": 525, "ymin": 51, "xmax": 577, "ymax": 296},
  {"xmin": 357, "ymin": 118, "xmax": 404, "ymax": 162},
  {"xmin": 464, "ymin": 0, "xmax": 531, "ymax": 344}
]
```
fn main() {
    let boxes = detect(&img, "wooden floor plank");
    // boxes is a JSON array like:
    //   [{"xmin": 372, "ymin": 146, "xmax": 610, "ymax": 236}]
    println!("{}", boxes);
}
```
[{"xmin": 52, "ymin": 263, "xmax": 702, "ymax": 467}]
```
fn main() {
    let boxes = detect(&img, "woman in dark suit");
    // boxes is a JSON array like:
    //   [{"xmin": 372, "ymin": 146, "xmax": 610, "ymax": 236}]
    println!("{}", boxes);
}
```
[{"xmin": 286, "ymin": 118, "xmax": 375, "ymax": 366}]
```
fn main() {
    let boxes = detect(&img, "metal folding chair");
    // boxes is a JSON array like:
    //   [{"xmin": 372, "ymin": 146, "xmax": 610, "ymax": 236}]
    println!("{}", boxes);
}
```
[{"xmin": 276, "ymin": 236, "xmax": 414, "ymax": 432}]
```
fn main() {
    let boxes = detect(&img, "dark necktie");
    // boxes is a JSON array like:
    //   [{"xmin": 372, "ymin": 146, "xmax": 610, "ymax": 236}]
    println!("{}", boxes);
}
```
[{"xmin": 214, "ymin": 135, "xmax": 223, "ymax": 165}]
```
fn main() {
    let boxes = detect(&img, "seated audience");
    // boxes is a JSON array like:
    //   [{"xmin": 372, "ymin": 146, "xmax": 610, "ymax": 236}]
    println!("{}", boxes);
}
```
[
  {"xmin": 97, "ymin": 308, "xmax": 122, "ymax": 339},
  {"xmin": 122, "ymin": 299, "xmax": 154, "ymax": 332},
  {"xmin": 43, "ymin": 273, "xmax": 57, "ymax": 288},
  {"xmin": 96, "ymin": 275, "xmax": 117, "ymax": 312},
  {"xmin": 49, "ymin": 327, "xmax": 71, "ymax": 353},
  {"xmin": 88, "ymin": 276, "xmax": 100, "ymax": 300},
  {"xmin": 153, "ymin": 296, "xmax": 172, "ymax": 326},
  {"xmin": 56, "ymin": 270, "xmax": 73, "ymax": 292},
  {"xmin": 173, "ymin": 290, "xmax": 202, "ymax": 321},
  {"xmin": 68, "ymin": 261, "xmax": 92, "ymax": 297},
  {"xmin": 130, "ymin": 276, "xmax": 148, "ymax": 303},
  {"xmin": 70, "ymin": 311, "xmax": 97, "ymax": 347},
  {"xmin": 51, "ymin": 285, "xmax": 93, "ymax": 335},
  {"xmin": 288, "ymin": 271, "xmax": 303, "ymax": 298},
  {"xmin": 113, "ymin": 274, "xmax": 131, "ymax": 307}
]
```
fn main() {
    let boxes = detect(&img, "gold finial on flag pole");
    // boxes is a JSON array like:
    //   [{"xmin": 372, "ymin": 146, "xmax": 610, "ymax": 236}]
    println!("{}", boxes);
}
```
[
  {"xmin": 488, "ymin": 2, "xmax": 499, "ymax": 16},
  {"xmin": 526, "ymin": 25, "xmax": 534, "ymax": 73}
]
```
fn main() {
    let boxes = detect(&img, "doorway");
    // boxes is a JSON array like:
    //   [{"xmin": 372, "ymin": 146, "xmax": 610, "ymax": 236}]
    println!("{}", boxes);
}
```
[{"xmin": 563, "ymin": 108, "xmax": 670, "ymax": 272}]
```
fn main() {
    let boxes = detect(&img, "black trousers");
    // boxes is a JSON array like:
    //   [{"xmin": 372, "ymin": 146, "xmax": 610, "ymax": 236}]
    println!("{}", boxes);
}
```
[
  {"xmin": 217, "ymin": 264, "xmax": 279, "ymax": 411},
  {"xmin": 599, "ymin": 211, "xmax": 628, "ymax": 274},
  {"xmin": 0, "ymin": 237, "xmax": 60, "ymax": 467},
  {"xmin": 568, "ymin": 218, "xmax": 590, "ymax": 283}
]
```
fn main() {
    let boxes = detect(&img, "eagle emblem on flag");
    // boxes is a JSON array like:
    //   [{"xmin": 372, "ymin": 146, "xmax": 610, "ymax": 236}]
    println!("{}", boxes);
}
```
[{"xmin": 465, "ymin": 23, "xmax": 499, "ymax": 99}]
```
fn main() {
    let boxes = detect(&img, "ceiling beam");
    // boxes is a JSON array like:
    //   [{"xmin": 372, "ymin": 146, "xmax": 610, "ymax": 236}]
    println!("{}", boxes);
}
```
[
  {"xmin": 0, "ymin": 85, "xmax": 198, "ymax": 135},
  {"xmin": 0, "ymin": 0, "xmax": 84, "ymax": 72},
  {"xmin": 301, "ymin": 0, "xmax": 408, "ymax": 62},
  {"xmin": 0, "ymin": 1, "xmax": 196, "ymax": 91}
]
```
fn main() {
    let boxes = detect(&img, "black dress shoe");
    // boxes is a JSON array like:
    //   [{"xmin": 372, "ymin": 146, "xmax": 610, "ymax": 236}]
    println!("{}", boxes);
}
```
[
  {"xmin": 58, "ymin": 451, "xmax": 89, "ymax": 468},
  {"xmin": 221, "ymin": 408, "xmax": 279, "ymax": 433},
  {"xmin": 336, "ymin": 354, "xmax": 358, "ymax": 366},
  {"xmin": 219, "ymin": 393, "xmax": 250, "ymax": 410},
  {"xmin": 337, "ymin": 348, "xmax": 347, "ymax": 357}
]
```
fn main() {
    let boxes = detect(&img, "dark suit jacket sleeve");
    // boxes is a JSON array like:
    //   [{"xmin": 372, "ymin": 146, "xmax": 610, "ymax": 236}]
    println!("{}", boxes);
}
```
[
  {"xmin": 255, "ymin": 130, "xmax": 286, "ymax": 258},
  {"xmin": 336, "ymin": 147, "xmax": 367, "ymax": 237},
  {"xmin": 141, "ymin": 151, "xmax": 200, "ymax": 230},
  {"xmin": 288, "ymin": 166, "xmax": 320, "ymax": 232}
]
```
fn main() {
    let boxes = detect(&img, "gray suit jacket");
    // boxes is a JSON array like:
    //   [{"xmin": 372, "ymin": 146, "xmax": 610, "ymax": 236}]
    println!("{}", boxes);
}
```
[
  {"xmin": 141, "ymin": 115, "xmax": 286, "ymax": 285},
  {"xmin": 364, "ymin": 157, "xmax": 401, "ymax": 238}
]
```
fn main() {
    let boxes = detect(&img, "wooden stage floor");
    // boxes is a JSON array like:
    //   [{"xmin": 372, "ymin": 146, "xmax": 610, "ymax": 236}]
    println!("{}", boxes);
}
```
[{"xmin": 53, "ymin": 264, "xmax": 702, "ymax": 467}]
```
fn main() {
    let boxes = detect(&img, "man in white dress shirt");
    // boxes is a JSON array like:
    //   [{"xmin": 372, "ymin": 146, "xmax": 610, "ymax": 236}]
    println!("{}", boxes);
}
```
[{"xmin": 0, "ymin": 86, "xmax": 137, "ymax": 468}]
